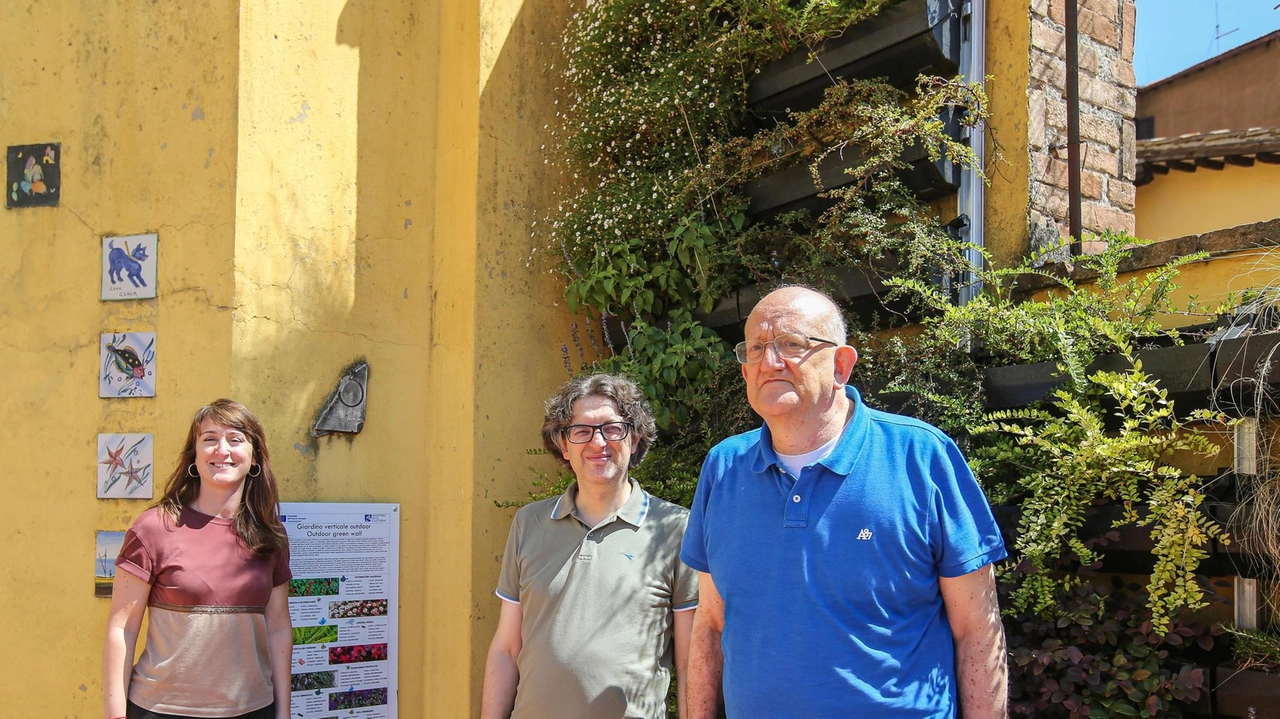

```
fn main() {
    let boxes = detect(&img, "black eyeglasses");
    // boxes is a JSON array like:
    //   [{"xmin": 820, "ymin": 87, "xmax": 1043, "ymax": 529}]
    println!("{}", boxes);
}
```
[
  {"xmin": 734, "ymin": 333, "xmax": 840, "ymax": 364},
  {"xmin": 563, "ymin": 422, "xmax": 633, "ymax": 444}
]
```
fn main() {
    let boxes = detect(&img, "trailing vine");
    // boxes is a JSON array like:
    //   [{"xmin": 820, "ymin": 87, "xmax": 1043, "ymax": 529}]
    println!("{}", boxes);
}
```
[
  {"xmin": 880, "ymin": 232, "xmax": 1231, "ymax": 632},
  {"xmin": 534, "ymin": 0, "xmax": 988, "ymax": 448},
  {"xmin": 976, "ymin": 367, "xmax": 1228, "ymax": 631}
]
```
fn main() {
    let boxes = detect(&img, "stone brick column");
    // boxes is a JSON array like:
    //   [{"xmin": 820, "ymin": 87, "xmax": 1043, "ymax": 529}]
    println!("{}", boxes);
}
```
[{"xmin": 1027, "ymin": 0, "xmax": 1137, "ymax": 252}]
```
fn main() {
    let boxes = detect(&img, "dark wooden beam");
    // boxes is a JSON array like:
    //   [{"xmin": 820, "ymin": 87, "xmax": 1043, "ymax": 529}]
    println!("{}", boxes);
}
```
[
  {"xmin": 1224, "ymin": 155, "xmax": 1256, "ymax": 167},
  {"xmin": 1149, "ymin": 163, "xmax": 1170, "ymax": 175},
  {"xmin": 1169, "ymin": 160, "xmax": 1197, "ymax": 172},
  {"xmin": 1195, "ymin": 157, "xmax": 1226, "ymax": 170},
  {"xmin": 1257, "ymin": 152, "xmax": 1280, "ymax": 164},
  {"xmin": 1138, "ymin": 131, "xmax": 1280, "ymax": 163}
]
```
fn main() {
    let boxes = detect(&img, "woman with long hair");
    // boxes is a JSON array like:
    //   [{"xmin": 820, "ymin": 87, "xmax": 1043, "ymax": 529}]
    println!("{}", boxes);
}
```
[{"xmin": 102, "ymin": 399, "xmax": 293, "ymax": 719}]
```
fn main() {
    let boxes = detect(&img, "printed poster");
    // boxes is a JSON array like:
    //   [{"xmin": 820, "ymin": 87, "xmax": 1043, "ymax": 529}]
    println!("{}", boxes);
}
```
[{"xmin": 281, "ymin": 503, "xmax": 400, "ymax": 719}]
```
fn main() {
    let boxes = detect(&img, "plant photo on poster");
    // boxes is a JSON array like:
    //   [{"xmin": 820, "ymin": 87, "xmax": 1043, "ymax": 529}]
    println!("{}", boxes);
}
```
[
  {"xmin": 293, "ymin": 625, "xmax": 339, "ymax": 646},
  {"xmin": 290, "ymin": 671, "xmax": 337, "ymax": 692},
  {"xmin": 289, "ymin": 577, "xmax": 340, "ymax": 597},
  {"xmin": 101, "ymin": 234, "xmax": 157, "ymax": 300},
  {"xmin": 328, "ymin": 688, "xmax": 388, "ymax": 711},
  {"xmin": 99, "ymin": 332, "xmax": 156, "ymax": 398},
  {"xmin": 329, "ymin": 599, "xmax": 388, "ymax": 619},
  {"xmin": 328, "ymin": 643, "xmax": 387, "ymax": 665},
  {"xmin": 95, "ymin": 530, "xmax": 125, "ymax": 598},
  {"xmin": 6, "ymin": 143, "xmax": 60, "ymax": 208},
  {"xmin": 97, "ymin": 433, "xmax": 153, "ymax": 499}
]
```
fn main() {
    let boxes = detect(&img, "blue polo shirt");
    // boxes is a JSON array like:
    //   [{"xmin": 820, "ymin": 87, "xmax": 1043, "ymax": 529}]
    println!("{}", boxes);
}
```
[{"xmin": 681, "ymin": 385, "xmax": 1006, "ymax": 719}]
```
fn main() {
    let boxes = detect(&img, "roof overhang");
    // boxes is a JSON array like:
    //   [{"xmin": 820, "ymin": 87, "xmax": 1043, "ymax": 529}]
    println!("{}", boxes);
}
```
[{"xmin": 1135, "ymin": 127, "xmax": 1280, "ymax": 186}]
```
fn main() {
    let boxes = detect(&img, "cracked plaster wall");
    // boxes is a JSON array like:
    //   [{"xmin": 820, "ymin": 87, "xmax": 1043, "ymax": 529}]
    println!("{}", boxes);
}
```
[{"xmin": 0, "ymin": 0, "xmax": 240, "ymax": 711}]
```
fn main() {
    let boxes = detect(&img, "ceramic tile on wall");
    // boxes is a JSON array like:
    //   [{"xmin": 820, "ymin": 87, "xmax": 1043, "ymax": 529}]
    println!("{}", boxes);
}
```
[
  {"xmin": 95, "ymin": 530, "xmax": 125, "ymax": 597},
  {"xmin": 99, "ymin": 332, "xmax": 156, "ymax": 398},
  {"xmin": 6, "ymin": 143, "xmax": 60, "ymax": 208},
  {"xmin": 101, "ymin": 234, "xmax": 158, "ymax": 300},
  {"xmin": 97, "ymin": 433, "xmax": 154, "ymax": 499}
]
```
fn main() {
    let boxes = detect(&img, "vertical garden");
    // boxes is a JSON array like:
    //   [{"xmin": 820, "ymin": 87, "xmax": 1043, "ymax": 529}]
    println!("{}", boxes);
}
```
[{"xmin": 530, "ymin": 1, "xmax": 1280, "ymax": 716}]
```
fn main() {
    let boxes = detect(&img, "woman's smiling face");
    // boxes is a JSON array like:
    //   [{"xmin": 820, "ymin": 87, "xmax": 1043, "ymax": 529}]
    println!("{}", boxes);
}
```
[{"xmin": 195, "ymin": 419, "xmax": 254, "ymax": 490}]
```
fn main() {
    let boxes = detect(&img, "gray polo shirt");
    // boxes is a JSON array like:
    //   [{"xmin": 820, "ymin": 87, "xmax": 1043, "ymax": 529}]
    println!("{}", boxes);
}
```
[{"xmin": 496, "ymin": 479, "xmax": 699, "ymax": 719}]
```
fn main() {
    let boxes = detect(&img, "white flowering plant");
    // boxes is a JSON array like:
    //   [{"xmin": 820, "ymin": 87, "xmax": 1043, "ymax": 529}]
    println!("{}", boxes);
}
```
[{"xmin": 536, "ymin": 0, "xmax": 988, "ymax": 463}]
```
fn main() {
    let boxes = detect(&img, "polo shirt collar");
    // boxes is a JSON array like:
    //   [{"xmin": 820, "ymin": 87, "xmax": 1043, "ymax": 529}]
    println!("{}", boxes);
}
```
[
  {"xmin": 549, "ymin": 477, "xmax": 650, "ymax": 527},
  {"xmin": 750, "ymin": 384, "xmax": 870, "ymax": 478}
]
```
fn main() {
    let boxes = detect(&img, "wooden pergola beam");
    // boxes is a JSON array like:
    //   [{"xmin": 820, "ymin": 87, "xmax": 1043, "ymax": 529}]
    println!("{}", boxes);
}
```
[
  {"xmin": 1169, "ymin": 160, "xmax": 1197, "ymax": 172},
  {"xmin": 1257, "ymin": 152, "xmax": 1280, "ymax": 164},
  {"xmin": 1195, "ymin": 157, "xmax": 1226, "ymax": 170},
  {"xmin": 1224, "ymin": 155, "xmax": 1256, "ymax": 167}
]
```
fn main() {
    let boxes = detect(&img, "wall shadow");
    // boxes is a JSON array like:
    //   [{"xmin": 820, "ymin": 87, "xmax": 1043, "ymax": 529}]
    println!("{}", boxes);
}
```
[
  {"xmin": 333, "ymin": 0, "xmax": 440, "ymax": 714},
  {"xmin": 473, "ymin": 0, "xmax": 583, "ymax": 712}
]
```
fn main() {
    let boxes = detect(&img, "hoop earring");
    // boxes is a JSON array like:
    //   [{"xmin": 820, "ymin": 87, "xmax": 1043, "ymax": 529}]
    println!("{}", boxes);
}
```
[
  {"xmin": 248, "ymin": 464, "xmax": 262, "ymax": 478},
  {"xmin": 187, "ymin": 463, "xmax": 199, "ymax": 478}
]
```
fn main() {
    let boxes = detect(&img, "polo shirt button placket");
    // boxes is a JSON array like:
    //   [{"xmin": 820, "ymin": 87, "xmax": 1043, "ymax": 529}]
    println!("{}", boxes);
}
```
[
  {"xmin": 579, "ymin": 526, "xmax": 597, "ymax": 563},
  {"xmin": 783, "ymin": 470, "xmax": 812, "ymax": 528}
]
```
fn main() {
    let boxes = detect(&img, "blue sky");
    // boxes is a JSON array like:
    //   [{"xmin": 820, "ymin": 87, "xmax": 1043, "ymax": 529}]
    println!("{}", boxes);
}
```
[{"xmin": 1135, "ymin": 0, "xmax": 1280, "ymax": 85}]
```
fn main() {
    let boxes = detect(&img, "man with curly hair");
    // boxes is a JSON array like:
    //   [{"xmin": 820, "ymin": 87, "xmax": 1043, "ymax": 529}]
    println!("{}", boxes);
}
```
[{"xmin": 482, "ymin": 373, "xmax": 699, "ymax": 719}]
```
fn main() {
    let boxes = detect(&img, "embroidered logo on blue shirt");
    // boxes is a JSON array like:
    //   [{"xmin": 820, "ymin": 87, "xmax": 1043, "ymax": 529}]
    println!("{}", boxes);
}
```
[{"xmin": 857, "ymin": 528, "xmax": 873, "ymax": 540}]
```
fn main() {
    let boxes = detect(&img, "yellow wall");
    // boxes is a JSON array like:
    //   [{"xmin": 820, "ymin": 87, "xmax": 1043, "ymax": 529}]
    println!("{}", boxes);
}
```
[
  {"xmin": 0, "ymin": 0, "xmax": 242, "ymax": 709},
  {"xmin": 982, "ymin": 0, "xmax": 1033, "ymax": 268},
  {"xmin": 1027, "ymin": 248, "xmax": 1280, "ymax": 332},
  {"xmin": 0, "ymin": 0, "xmax": 577, "ymax": 716},
  {"xmin": 1150, "ymin": 251, "xmax": 1280, "ymax": 323},
  {"xmin": 474, "ymin": 0, "xmax": 584, "ymax": 705},
  {"xmin": 1136, "ymin": 163, "xmax": 1280, "ymax": 241}
]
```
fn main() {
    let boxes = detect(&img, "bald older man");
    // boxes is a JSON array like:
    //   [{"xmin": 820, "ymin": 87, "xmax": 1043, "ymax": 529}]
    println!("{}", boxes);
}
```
[{"xmin": 681, "ymin": 287, "xmax": 1008, "ymax": 719}]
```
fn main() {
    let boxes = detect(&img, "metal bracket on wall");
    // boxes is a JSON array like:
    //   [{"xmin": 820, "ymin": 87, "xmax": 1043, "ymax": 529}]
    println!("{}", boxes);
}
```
[
  {"xmin": 313, "ymin": 361, "xmax": 369, "ymax": 436},
  {"xmin": 1235, "ymin": 577, "xmax": 1259, "ymax": 630},
  {"xmin": 1234, "ymin": 417, "xmax": 1259, "ymax": 629},
  {"xmin": 1235, "ymin": 417, "xmax": 1259, "ymax": 475}
]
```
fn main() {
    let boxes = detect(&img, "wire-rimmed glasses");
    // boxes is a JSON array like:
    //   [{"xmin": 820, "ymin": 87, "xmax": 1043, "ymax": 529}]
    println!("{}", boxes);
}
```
[{"xmin": 734, "ymin": 333, "xmax": 839, "ymax": 364}]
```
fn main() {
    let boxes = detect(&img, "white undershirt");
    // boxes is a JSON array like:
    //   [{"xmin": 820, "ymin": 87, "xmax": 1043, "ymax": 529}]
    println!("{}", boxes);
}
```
[{"xmin": 774, "ymin": 432, "xmax": 842, "ymax": 478}]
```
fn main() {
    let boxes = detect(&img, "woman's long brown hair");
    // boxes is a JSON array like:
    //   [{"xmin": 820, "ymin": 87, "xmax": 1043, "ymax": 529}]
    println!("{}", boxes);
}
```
[{"xmin": 156, "ymin": 399, "xmax": 288, "ymax": 555}]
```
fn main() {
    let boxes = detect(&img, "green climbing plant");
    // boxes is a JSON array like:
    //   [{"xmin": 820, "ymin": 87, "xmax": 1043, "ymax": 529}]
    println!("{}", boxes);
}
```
[
  {"xmin": 529, "ymin": 3, "xmax": 1251, "ymax": 716},
  {"xmin": 535, "ymin": 0, "xmax": 989, "ymax": 475}
]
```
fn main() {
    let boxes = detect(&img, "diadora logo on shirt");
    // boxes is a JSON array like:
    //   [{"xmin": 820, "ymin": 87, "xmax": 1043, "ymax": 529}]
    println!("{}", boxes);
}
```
[{"xmin": 856, "ymin": 528, "xmax": 873, "ymax": 540}]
